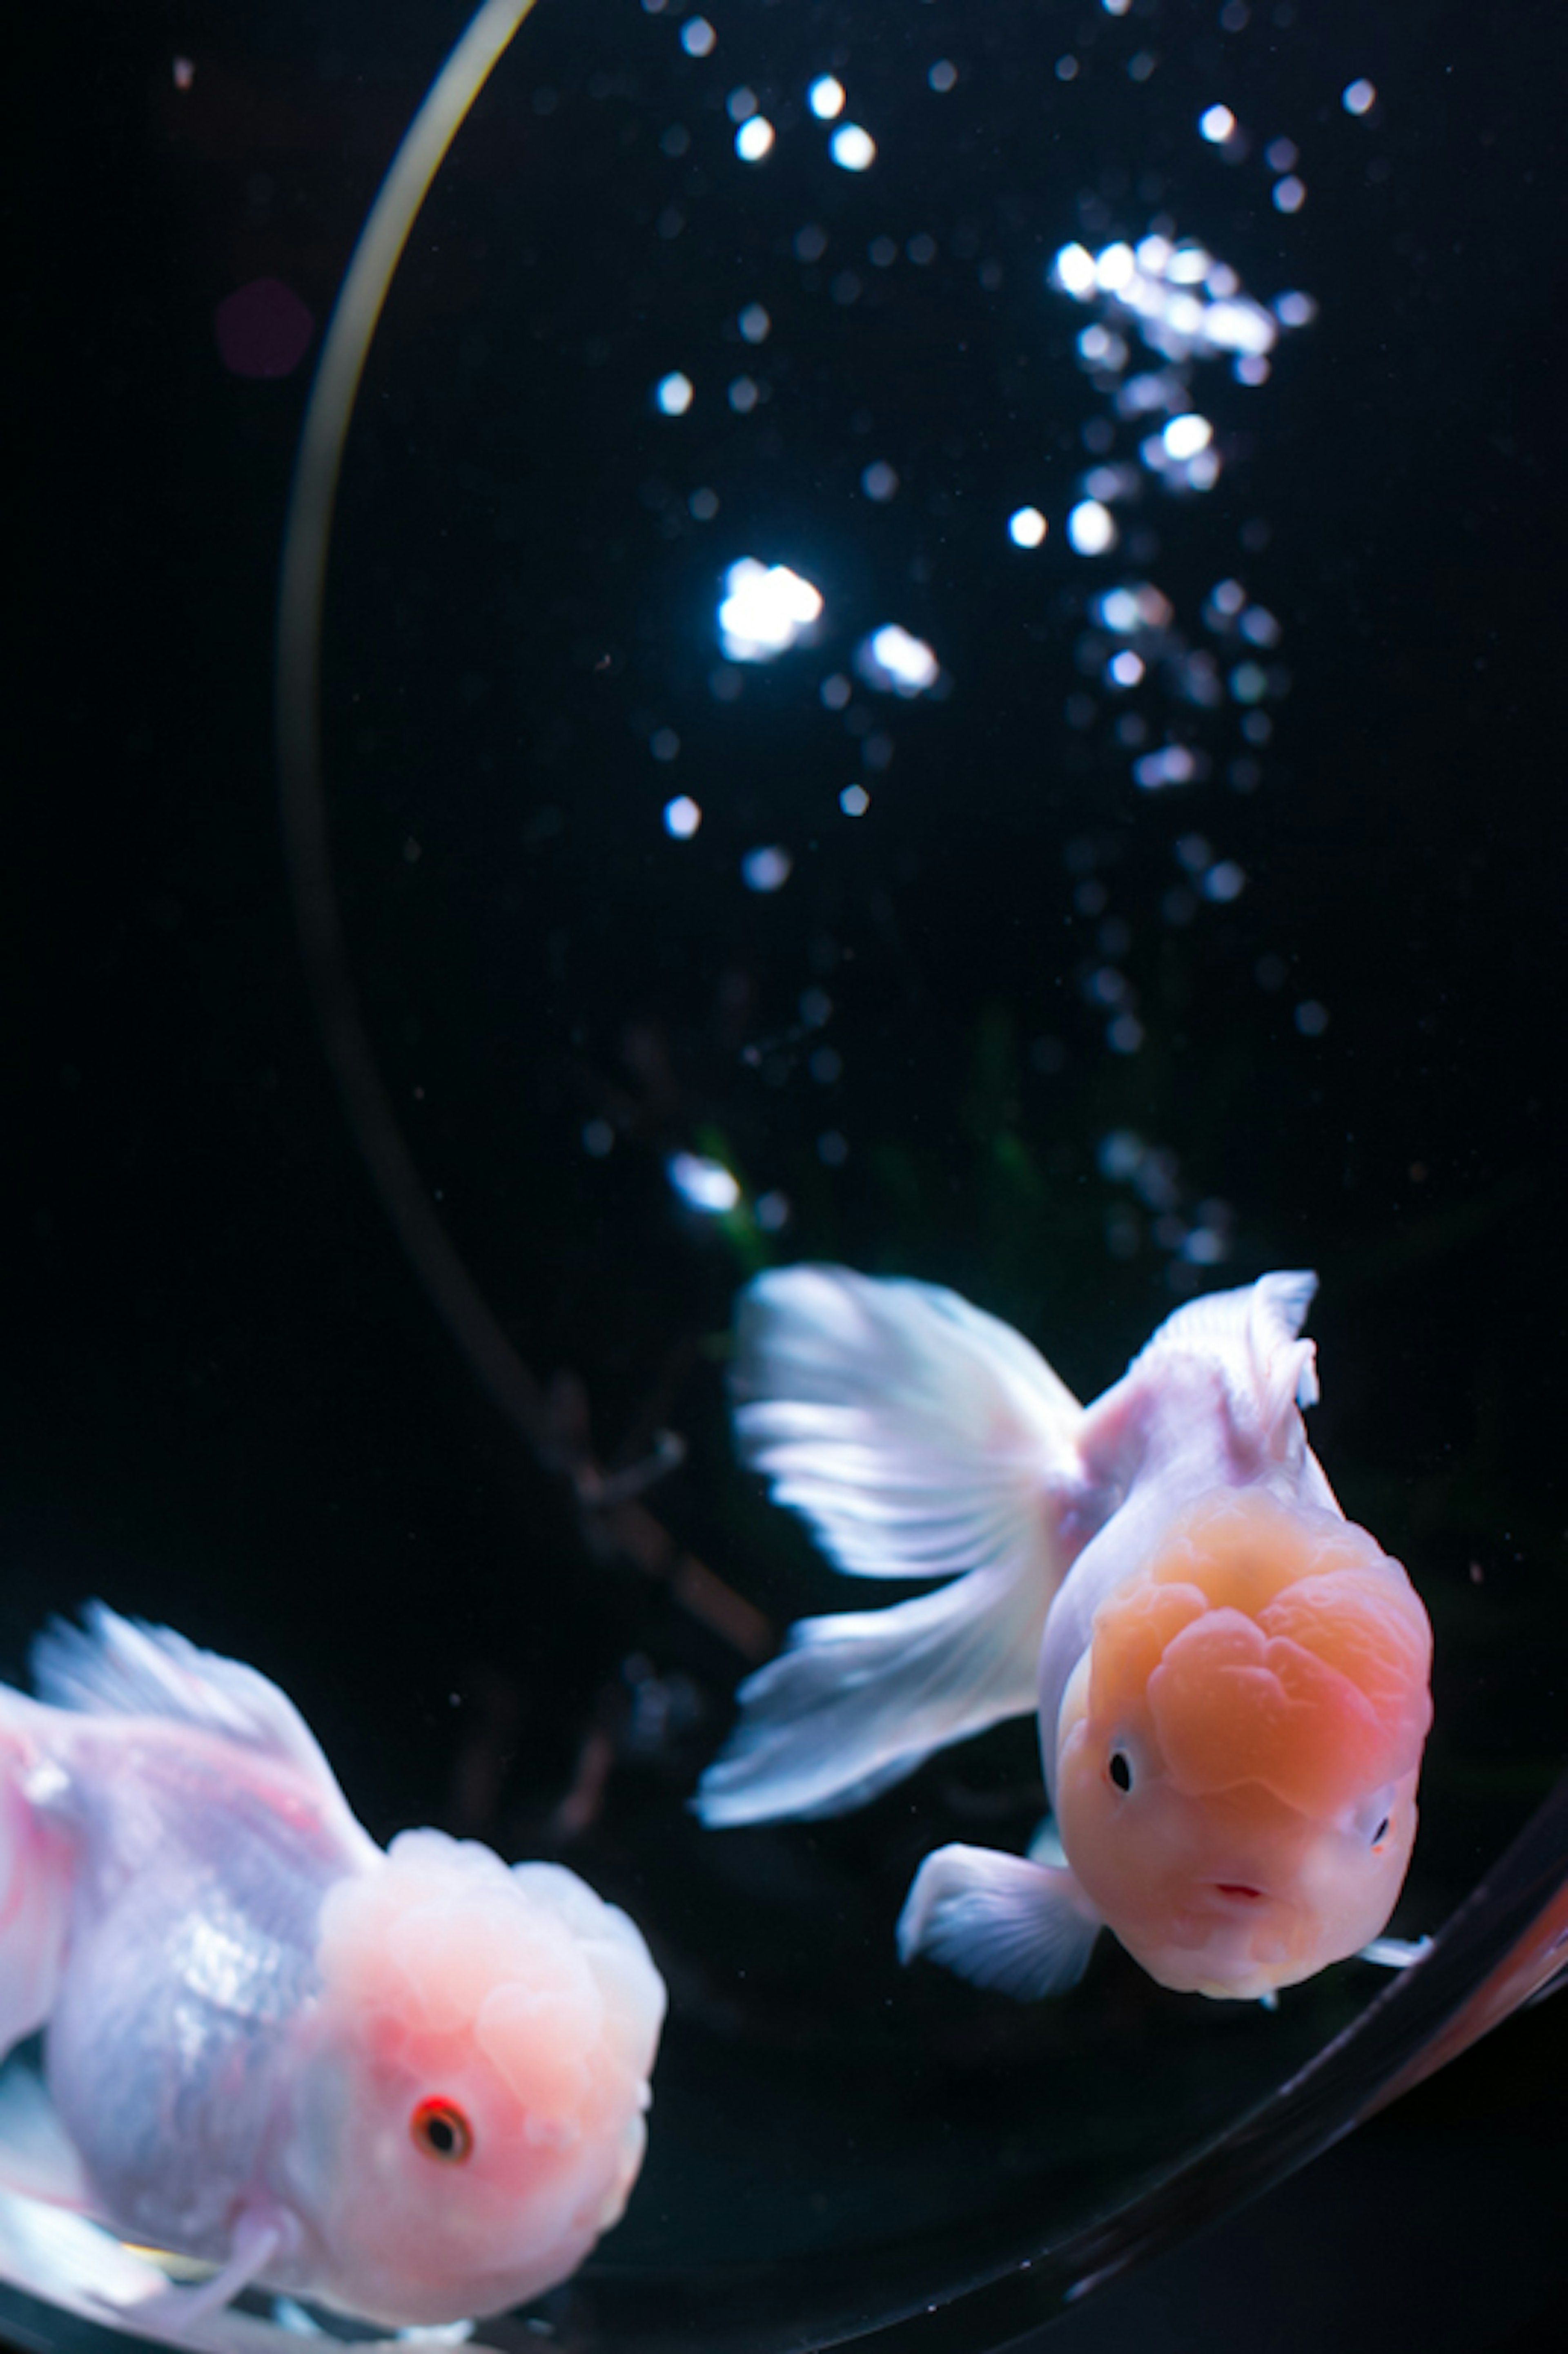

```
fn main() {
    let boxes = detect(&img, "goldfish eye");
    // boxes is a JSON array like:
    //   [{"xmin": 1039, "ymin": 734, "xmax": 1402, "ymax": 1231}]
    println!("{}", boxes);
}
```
[
  {"xmin": 1108, "ymin": 1750, "xmax": 1133, "ymax": 1794},
  {"xmin": 410, "ymin": 2097, "xmax": 473, "ymax": 2165},
  {"xmin": 1370, "ymin": 1815, "xmax": 1390, "ymax": 1848}
]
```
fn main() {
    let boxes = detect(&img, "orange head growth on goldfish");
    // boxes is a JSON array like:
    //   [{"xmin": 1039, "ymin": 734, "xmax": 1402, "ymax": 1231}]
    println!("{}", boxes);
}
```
[{"xmin": 1053, "ymin": 1486, "xmax": 1433, "ymax": 1998}]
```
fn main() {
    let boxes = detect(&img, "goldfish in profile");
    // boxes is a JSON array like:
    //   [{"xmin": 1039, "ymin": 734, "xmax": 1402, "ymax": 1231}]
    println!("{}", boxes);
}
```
[
  {"xmin": 0, "ymin": 1606, "xmax": 666, "ymax": 2338},
  {"xmin": 697, "ymin": 1267, "xmax": 1433, "ymax": 2003}
]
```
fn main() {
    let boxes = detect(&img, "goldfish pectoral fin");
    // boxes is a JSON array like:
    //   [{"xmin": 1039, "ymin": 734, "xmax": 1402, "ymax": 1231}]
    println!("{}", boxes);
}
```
[
  {"xmin": 897, "ymin": 1844, "xmax": 1102, "ymax": 2000},
  {"xmin": 1359, "ymin": 1935, "xmax": 1433, "ymax": 1970},
  {"xmin": 0, "ymin": 2057, "xmax": 91, "ymax": 2210},
  {"xmin": 1026, "ymin": 1815, "xmax": 1068, "ymax": 1869},
  {"xmin": 694, "ymin": 1562, "xmax": 1043, "ymax": 1826},
  {"xmin": 270, "ymin": 2296, "xmax": 326, "ymax": 2336},
  {"xmin": 87, "ymin": 2209, "xmax": 287, "ymax": 2341}
]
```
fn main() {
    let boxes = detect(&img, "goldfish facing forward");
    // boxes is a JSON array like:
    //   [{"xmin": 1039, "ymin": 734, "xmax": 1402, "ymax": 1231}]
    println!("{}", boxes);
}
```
[
  {"xmin": 0, "ymin": 1607, "xmax": 666, "ymax": 2337},
  {"xmin": 698, "ymin": 1268, "xmax": 1433, "ymax": 2002}
]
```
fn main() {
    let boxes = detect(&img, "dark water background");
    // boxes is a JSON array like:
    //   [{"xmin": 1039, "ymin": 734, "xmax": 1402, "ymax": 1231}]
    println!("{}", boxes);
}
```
[{"xmin": 11, "ymin": 0, "xmax": 1568, "ymax": 2347}]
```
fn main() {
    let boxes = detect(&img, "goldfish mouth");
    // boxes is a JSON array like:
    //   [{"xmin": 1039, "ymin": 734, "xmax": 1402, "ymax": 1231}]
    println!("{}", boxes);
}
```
[{"xmin": 1212, "ymin": 1883, "xmax": 1265, "ymax": 1902}]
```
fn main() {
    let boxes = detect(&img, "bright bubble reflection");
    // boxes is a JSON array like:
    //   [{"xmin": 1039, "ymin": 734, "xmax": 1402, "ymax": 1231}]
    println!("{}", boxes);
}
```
[
  {"xmin": 667, "ymin": 1151, "xmax": 739, "ymax": 1213},
  {"xmin": 679, "ymin": 16, "xmax": 715, "ymax": 58},
  {"xmin": 742, "ymin": 845, "xmax": 793, "ymax": 892},
  {"xmin": 662, "ymin": 795, "xmax": 701, "ymax": 839},
  {"xmin": 654, "ymin": 371, "xmax": 693, "ymax": 416},
  {"xmin": 1009, "ymin": 506, "xmax": 1048, "ymax": 548},
  {"xmin": 1343, "ymin": 77, "xmax": 1377, "ymax": 116},
  {"xmin": 717, "ymin": 560, "xmax": 824, "ymax": 661},
  {"xmin": 1053, "ymin": 233, "xmax": 1292, "ymax": 368},
  {"xmin": 808, "ymin": 76, "xmax": 845, "ymax": 120},
  {"xmin": 856, "ymin": 623, "xmax": 940, "ymax": 697},
  {"xmin": 830, "ymin": 124, "xmax": 876, "ymax": 172},
  {"xmin": 1162, "ymin": 413, "xmax": 1212, "ymax": 460},
  {"xmin": 736, "ymin": 116, "xmax": 775, "ymax": 163},
  {"xmin": 1067, "ymin": 499, "xmax": 1117, "ymax": 556},
  {"xmin": 1198, "ymin": 104, "xmax": 1236, "ymax": 144}
]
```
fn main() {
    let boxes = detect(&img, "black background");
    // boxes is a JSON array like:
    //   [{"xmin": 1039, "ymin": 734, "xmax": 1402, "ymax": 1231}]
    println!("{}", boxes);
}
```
[{"xmin": 10, "ymin": 1, "xmax": 1568, "ymax": 2349}]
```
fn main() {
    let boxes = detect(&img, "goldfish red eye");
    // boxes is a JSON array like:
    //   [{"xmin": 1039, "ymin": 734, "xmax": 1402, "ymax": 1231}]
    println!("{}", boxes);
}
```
[
  {"xmin": 410, "ymin": 2097, "xmax": 473, "ymax": 2165},
  {"xmin": 1108, "ymin": 1750, "xmax": 1133, "ymax": 1793}
]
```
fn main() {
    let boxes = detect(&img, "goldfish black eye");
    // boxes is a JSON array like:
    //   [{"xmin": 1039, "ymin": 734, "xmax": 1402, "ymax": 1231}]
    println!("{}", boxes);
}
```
[
  {"xmin": 1371, "ymin": 1816, "xmax": 1390, "ymax": 1848},
  {"xmin": 1108, "ymin": 1750, "xmax": 1133, "ymax": 1793},
  {"xmin": 410, "ymin": 2096, "xmax": 473, "ymax": 2165}
]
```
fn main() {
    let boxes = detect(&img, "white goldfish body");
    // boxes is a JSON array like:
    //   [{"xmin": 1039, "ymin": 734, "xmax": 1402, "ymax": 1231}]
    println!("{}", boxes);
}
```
[
  {"xmin": 697, "ymin": 1267, "xmax": 1433, "ymax": 2003},
  {"xmin": 0, "ymin": 1607, "xmax": 666, "ymax": 2337}
]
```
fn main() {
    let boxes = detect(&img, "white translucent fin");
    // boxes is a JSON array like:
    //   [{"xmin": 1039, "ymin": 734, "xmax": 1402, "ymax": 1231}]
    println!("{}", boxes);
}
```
[
  {"xmin": 0, "ymin": 2184, "xmax": 497, "ymax": 2354},
  {"xmin": 897, "ymin": 1843, "xmax": 1102, "ymax": 1999},
  {"xmin": 1128, "ymin": 1270, "xmax": 1332, "ymax": 1482},
  {"xmin": 731, "ymin": 1265, "xmax": 1087, "ymax": 1580},
  {"xmin": 30, "ymin": 1607, "xmax": 370, "ymax": 1859},
  {"xmin": 697, "ymin": 1564, "xmax": 1048, "ymax": 1825},
  {"xmin": 93, "ymin": 2210, "xmax": 285, "ymax": 2341},
  {"xmin": 35, "ymin": 1607, "xmax": 331, "ymax": 1783},
  {"xmin": 1359, "ymin": 1935, "xmax": 1433, "ymax": 1970},
  {"xmin": 0, "ymin": 2059, "xmax": 91, "ymax": 2209},
  {"xmin": 700, "ymin": 1267, "xmax": 1090, "ymax": 1824},
  {"xmin": 0, "ymin": 1710, "xmax": 74, "ymax": 2053},
  {"xmin": 1026, "ymin": 1816, "xmax": 1068, "ymax": 1870}
]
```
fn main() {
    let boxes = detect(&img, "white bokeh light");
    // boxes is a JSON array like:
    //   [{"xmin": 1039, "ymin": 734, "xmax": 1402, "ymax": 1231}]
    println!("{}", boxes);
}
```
[
  {"xmin": 654, "ymin": 371, "xmax": 693, "ymax": 416},
  {"xmin": 1162, "ymin": 413, "xmax": 1213, "ymax": 460},
  {"xmin": 1054, "ymin": 243, "xmax": 1097, "ymax": 297},
  {"xmin": 1053, "ymin": 234, "xmax": 1291, "ymax": 371},
  {"xmin": 1008, "ymin": 506, "xmax": 1048, "ymax": 548},
  {"xmin": 742, "ymin": 845, "xmax": 793, "ymax": 892},
  {"xmin": 662, "ymin": 795, "xmax": 702, "ymax": 839},
  {"xmin": 856, "ymin": 624, "xmax": 940, "ymax": 697},
  {"xmin": 1133, "ymin": 743, "xmax": 1198, "ymax": 790},
  {"xmin": 680, "ymin": 16, "xmax": 715, "ymax": 57},
  {"xmin": 736, "ymin": 116, "xmax": 775, "ymax": 162},
  {"xmin": 808, "ymin": 75, "xmax": 845, "ymax": 119},
  {"xmin": 717, "ymin": 560, "xmax": 824, "ymax": 662},
  {"xmin": 1343, "ymin": 78, "xmax": 1376, "ymax": 116},
  {"xmin": 668, "ymin": 1152, "xmax": 740, "ymax": 1213},
  {"xmin": 830, "ymin": 124, "xmax": 876, "ymax": 171},
  {"xmin": 1198, "ymin": 104, "xmax": 1236, "ymax": 143},
  {"xmin": 1067, "ymin": 499, "xmax": 1116, "ymax": 555}
]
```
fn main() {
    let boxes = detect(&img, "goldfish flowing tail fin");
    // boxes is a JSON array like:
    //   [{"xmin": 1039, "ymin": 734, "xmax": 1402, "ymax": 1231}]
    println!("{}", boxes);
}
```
[
  {"xmin": 697, "ymin": 1266, "xmax": 1090, "ymax": 1826},
  {"xmin": 0, "ymin": 1691, "xmax": 74, "ymax": 2060}
]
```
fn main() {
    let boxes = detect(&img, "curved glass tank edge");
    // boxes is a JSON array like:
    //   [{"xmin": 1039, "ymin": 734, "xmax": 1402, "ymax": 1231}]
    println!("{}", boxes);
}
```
[{"xmin": 11, "ymin": 4, "xmax": 1567, "ymax": 2352}]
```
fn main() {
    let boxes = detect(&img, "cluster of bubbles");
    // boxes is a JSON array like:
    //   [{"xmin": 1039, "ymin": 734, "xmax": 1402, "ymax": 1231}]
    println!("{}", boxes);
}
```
[{"xmin": 594, "ymin": 7, "xmax": 1381, "ymax": 1271}]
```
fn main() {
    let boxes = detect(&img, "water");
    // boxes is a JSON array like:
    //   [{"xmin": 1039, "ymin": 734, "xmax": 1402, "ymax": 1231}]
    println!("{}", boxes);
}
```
[{"xmin": 11, "ymin": 1, "xmax": 1568, "ymax": 2349}]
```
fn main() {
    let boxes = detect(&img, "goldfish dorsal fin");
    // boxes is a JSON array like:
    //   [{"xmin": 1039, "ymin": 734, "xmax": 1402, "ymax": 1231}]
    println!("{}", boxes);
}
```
[
  {"xmin": 31, "ymin": 1605, "xmax": 352, "ymax": 1809},
  {"xmin": 1135, "ymin": 1270, "xmax": 1321, "ymax": 1452}
]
